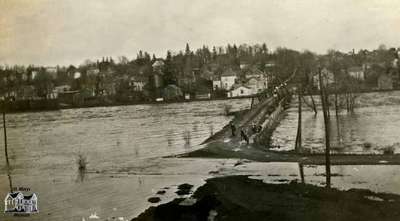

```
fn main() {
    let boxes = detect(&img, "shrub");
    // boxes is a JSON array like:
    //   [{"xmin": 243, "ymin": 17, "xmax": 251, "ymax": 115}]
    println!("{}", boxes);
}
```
[{"xmin": 77, "ymin": 153, "xmax": 88, "ymax": 171}]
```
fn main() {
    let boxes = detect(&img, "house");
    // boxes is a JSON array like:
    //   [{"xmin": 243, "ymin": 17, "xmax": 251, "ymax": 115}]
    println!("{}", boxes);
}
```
[
  {"xmin": 4, "ymin": 192, "xmax": 38, "ymax": 213},
  {"xmin": 212, "ymin": 76, "xmax": 222, "ymax": 91},
  {"xmin": 45, "ymin": 66, "xmax": 58, "ymax": 79},
  {"xmin": 220, "ymin": 68, "xmax": 238, "ymax": 90},
  {"xmin": 377, "ymin": 74, "xmax": 393, "ymax": 90},
  {"xmin": 129, "ymin": 76, "xmax": 146, "ymax": 92},
  {"xmin": 348, "ymin": 66, "xmax": 365, "ymax": 80},
  {"xmin": 54, "ymin": 85, "xmax": 71, "ymax": 93},
  {"xmin": 87, "ymin": 68, "xmax": 100, "ymax": 76},
  {"xmin": 245, "ymin": 76, "xmax": 268, "ymax": 94},
  {"xmin": 243, "ymin": 66, "xmax": 264, "ymax": 79},
  {"xmin": 53, "ymin": 85, "xmax": 72, "ymax": 98},
  {"xmin": 73, "ymin": 71, "xmax": 81, "ymax": 79},
  {"xmin": 227, "ymin": 84, "xmax": 253, "ymax": 97},
  {"xmin": 17, "ymin": 85, "xmax": 36, "ymax": 100},
  {"xmin": 312, "ymin": 68, "xmax": 335, "ymax": 89}
]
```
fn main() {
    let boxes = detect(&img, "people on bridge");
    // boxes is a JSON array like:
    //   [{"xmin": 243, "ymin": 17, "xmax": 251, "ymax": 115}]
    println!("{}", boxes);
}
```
[
  {"xmin": 230, "ymin": 122, "xmax": 236, "ymax": 137},
  {"xmin": 251, "ymin": 123, "xmax": 263, "ymax": 133},
  {"xmin": 241, "ymin": 128, "xmax": 249, "ymax": 145}
]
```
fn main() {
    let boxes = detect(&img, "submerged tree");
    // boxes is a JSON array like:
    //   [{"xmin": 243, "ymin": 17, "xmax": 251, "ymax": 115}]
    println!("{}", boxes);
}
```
[{"xmin": 318, "ymin": 67, "xmax": 331, "ymax": 188}]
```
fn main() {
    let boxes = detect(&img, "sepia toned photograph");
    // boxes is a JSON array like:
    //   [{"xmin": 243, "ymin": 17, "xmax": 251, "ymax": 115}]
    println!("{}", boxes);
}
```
[{"xmin": 1, "ymin": 0, "xmax": 400, "ymax": 220}]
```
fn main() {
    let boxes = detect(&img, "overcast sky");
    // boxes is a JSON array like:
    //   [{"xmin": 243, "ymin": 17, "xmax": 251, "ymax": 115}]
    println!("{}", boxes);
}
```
[{"xmin": 1, "ymin": 0, "xmax": 400, "ymax": 66}]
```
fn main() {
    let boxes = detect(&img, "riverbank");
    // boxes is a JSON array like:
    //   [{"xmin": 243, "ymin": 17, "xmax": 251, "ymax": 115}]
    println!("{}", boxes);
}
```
[
  {"xmin": 1, "ymin": 95, "xmax": 257, "ymax": 113},
  {"xmin": 133, "ymin": 175, "xmax": 400, "ymax": 221}
]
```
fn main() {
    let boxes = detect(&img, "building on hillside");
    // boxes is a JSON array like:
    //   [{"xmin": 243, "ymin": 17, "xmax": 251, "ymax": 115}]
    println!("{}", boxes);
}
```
[
  {"xmin": 312, "ymin": 68, "xmax": 335, "ymax": 89},
  {"xmin": 45, "ymin": 67, "xmax": 58, "ymax": 79},
  {"xmin": 129, "ymin": 76, "xmax": 146, "ymax": 92},
  {"xmin": 220, "ymin": 68, "xmax": 238, "ymax": 90},
  {"xmin": 243, "ymin": 66, "xmax": 264, "ymax": 79},
  {"xmin": 53, "ymin": 85, "xmax": 72, "ymax": 98},
  {"xmin": 66, "ymin": 66, "xmax": 77, "ymax": 78},
  {"xmin": 245, "ymin": 76, "xmax": 268, "ymax": 94},
  {"xmin": 348, "ymin": 66, "xmax": 365, "ymax": 80},
  {"xmin": 31, "ymin": 70, "xmax": 39, "ymax": 80},
  {"xmin": 227, "ymin": 84, "xmax": 253, "ymax": 97},
  {"xmin": 87, "ymin": 68, "xmax": 100, "ymax": 76},
  {"xmin": 378, "ymin": 74, "xmax": 393, "ymax": 90},
  {"xmin": 212, "ymin": 76, "xmax": 222, "ymax": 91},
  {"xmin": 17, "ymin": 85, "xmax": 36, "ymax": 100}
]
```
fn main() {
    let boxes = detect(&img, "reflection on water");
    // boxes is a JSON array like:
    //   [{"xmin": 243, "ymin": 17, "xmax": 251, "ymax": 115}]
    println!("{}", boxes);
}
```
[{"xmin": 272, "ymin": 91, "xmax": 400, "ymax": 154}]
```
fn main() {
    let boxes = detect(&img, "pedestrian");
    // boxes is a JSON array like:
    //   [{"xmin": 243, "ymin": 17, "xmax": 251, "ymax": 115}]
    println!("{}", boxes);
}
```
[
  {"xmin": 257, "ymin": 125, "xmax": 262, "ymax": 133},
  {"xmin": 251, "ymin": 123, "xmax": 257, "ymax": 133},
  {"xmin": 241, "ymin": 128, "xmax": 249, "ymax": 145},
  {"xmin": 230, "ymin": 123, "xmax": 236, "ymax": 137}
]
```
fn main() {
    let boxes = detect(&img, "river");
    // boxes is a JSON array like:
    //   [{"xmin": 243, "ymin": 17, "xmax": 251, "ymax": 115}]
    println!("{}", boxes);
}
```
[
  {"xmin": 272, "ymin": 90, "xmax": 400, "ymax": 154},
  {"xmin": 1, "ymin": 94, "xmax": 400, "ymax": 220}
]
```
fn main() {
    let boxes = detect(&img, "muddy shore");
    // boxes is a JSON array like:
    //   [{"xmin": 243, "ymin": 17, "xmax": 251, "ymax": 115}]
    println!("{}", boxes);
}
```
[{"xmin": 133, "ymin": 175, "xmax": 400, "ymax": 221}]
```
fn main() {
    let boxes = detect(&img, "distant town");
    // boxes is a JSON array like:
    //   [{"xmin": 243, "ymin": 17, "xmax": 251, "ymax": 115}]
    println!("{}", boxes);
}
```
[{"xmin": 0, "ymin": 43, "xmax": 399, "ymax": 111}]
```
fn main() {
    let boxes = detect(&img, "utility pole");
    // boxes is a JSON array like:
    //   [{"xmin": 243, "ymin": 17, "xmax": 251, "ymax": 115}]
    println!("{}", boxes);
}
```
[
  {"xmin": 318, "ymin": 68, "xmax": 331, "ymax": 188},
  {"xmin": 295, "ymin": 86, "xmax": 302, "ymax": 153},
  {"xmin": 2, "ymin": 103, "xmax": 9, "ymax": 168}
]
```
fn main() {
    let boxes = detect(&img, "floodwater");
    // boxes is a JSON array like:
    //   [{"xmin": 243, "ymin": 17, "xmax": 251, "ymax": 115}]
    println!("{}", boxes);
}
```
[
  {"xmin": 1, "ymin": 94, "xmax": 400, "ymax": 220},
  {"xmin": 0, "ymin": 99, "xmax": 250, "ymax": 221},
  {"xmin": 272, "ymin": 91, "xmax": 400, "ymax": 154}
]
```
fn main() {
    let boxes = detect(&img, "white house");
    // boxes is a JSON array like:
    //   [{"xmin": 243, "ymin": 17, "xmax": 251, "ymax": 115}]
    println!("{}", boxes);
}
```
[
  {"xmin": 54, "ymin": 85, "xmax": 71, "ymax": 93},
  {"xmin": 212, "ymin": 77, "xmax": 222, "ymax": 91},
  {"xmin": 87, "ymin": 68, "xmax": 100, "ymax": 76},
  {"xmin": 31, "ymin": 70, "xmax": 38, "ymax": 80},
  {"xmin": 348, "ymin": 66, "xmax": 365, "ymax": 80},
  {"xmin": 4, "ymin": 192, "xmax": 38, "ymax": 213},
  {"xmin": 245, "ymin": 74, "xmax": 268, "ymax": 94},
  {"xmin": 129, "ymin": 77, "xmax": 146, "ymax": 92},
  {"xmin": 220, "ymin": 69, "xmax": 238, "ymax": 90},
  {"xmin": 228, "ymin": 85, "xmax": 253, "ymax": 97}
]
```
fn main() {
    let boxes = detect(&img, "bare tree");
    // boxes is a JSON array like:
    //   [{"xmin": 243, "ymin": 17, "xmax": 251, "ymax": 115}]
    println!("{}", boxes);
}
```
[
  {"xmin": 295, "ymin": 86, "xmax": 302, "ymax": 153},
  {"xmin": 318, "ymin": 67, "xmax": 331, "ymax": 188}
]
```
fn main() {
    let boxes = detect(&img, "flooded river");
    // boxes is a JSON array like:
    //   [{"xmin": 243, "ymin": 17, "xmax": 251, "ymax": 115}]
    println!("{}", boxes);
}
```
[
  {"xmin": 272, "ymin": 91, "xmax": 400, "ymax": 154},
  {"xmin": 1, "ymin": 93, "xmax": 400, "ymax": 220},
  {"xmin": 0, "ymin": 99, "xmax": 250, "ymax": 221}
]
